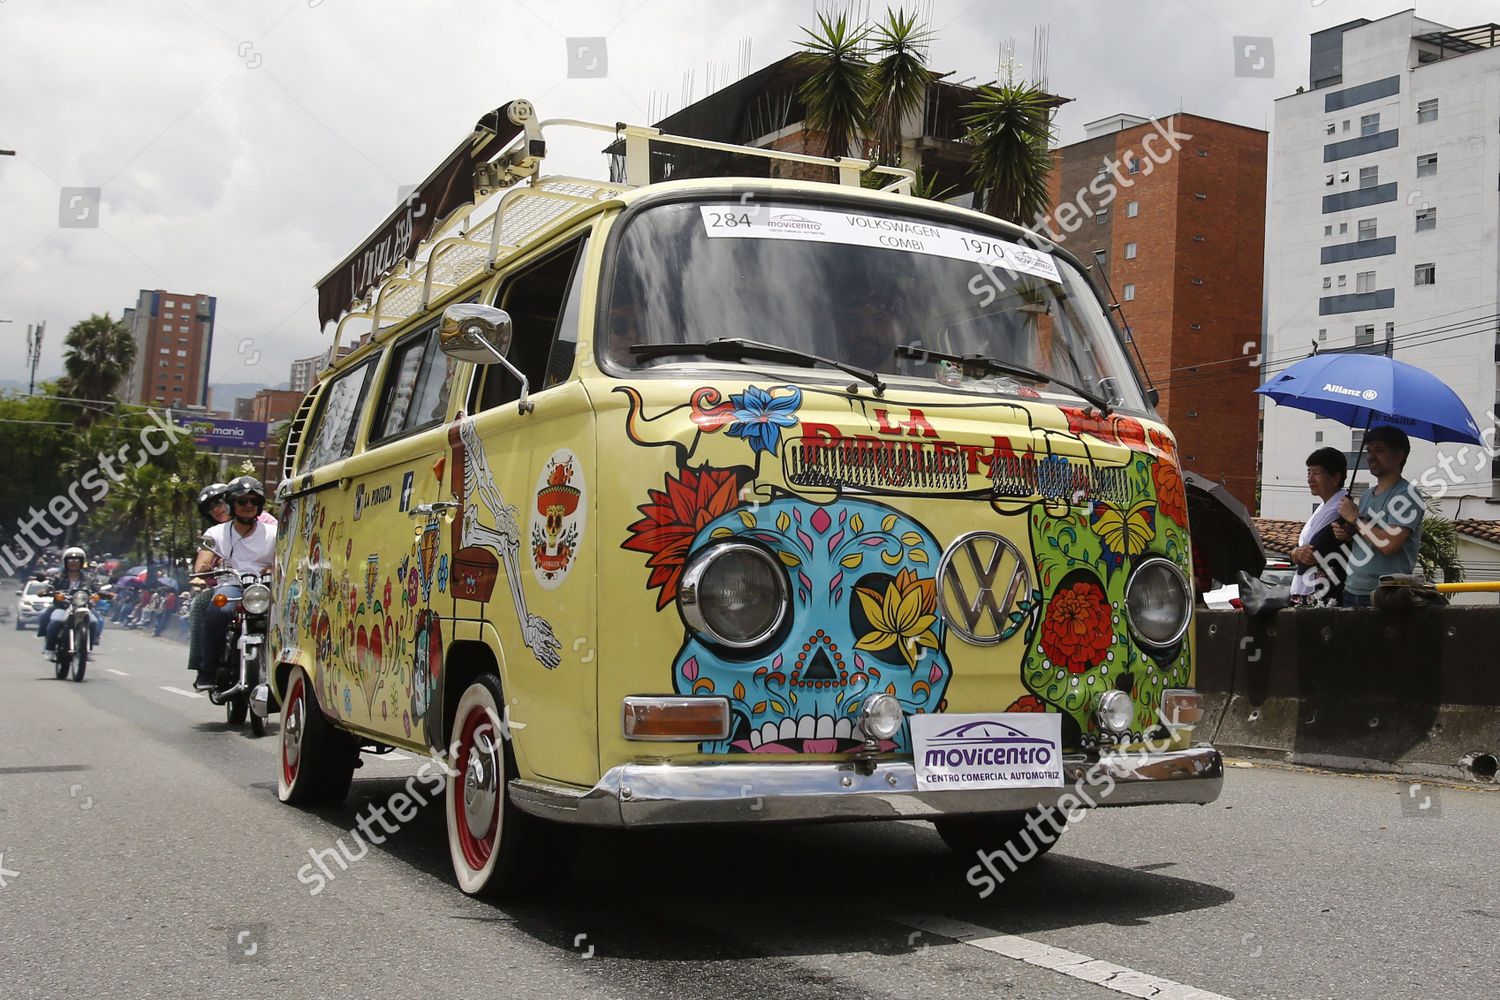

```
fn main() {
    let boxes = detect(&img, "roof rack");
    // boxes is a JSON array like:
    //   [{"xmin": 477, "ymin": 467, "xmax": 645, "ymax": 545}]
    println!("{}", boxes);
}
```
[{"xmin": 323, "ymin": 103, "xmax": 917, "ymax": 361}]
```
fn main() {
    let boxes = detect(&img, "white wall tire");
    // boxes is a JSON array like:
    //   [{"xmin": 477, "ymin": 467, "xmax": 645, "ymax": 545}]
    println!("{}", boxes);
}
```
[{"xmin": 278, "ymin": 667, "xmax": 356, "ymax": 805}]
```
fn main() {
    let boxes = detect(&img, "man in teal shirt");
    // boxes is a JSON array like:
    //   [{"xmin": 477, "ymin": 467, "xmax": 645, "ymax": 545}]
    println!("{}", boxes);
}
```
[{"xmin": 1331, "ymin": 425, "xmax": 1424, "ymax": 607}]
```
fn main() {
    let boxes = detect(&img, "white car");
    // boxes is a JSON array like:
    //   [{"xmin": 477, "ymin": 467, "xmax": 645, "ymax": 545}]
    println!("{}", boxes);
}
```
[{"xmin": 16, "ymin": 580, "xmax": 50, "ymax": 631}]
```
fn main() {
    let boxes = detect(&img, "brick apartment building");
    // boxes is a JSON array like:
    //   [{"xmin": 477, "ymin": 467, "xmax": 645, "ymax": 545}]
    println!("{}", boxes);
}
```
[
  {"xmin": 1043, "ymin": 113, "xmax": 1268, "ymax": 504},
  {"xmin": 122, "ymin": 289, "xmax": 216, "ymax": 408}
]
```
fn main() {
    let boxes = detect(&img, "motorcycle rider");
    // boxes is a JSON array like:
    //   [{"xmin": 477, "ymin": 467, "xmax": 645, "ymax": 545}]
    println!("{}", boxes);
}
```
[
  {"xmin": 38, "ymin": 546, "xmax": 104, "ymax": 656},
  {"xmin": 185, "ymin": 482, "xmax": 230, "ymax": 680},
  {"xmin": 192, "ymin": 477, "xmax": 276, "ymax": 690}
]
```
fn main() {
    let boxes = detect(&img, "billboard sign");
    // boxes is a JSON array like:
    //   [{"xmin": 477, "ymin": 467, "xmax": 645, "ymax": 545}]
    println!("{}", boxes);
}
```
[{"xmin": 174, "ymin": 416, "xmax": 268, "ymax": 450}]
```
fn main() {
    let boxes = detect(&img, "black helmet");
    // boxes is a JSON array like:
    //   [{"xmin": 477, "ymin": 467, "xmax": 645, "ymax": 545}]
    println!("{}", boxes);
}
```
[
  {"xmin": 225, "ymin": 476, "xmax": 265, "ymax": 520},
  {"xmin": 197, "ymin": 482, "xmax": 229, "ymax": 520}
]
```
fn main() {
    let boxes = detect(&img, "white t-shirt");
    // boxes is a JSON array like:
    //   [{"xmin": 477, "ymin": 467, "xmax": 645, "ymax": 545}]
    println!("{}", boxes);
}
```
[{"xmin": 202, "ymin": 520, "xmax": 277, "ymax": 575}]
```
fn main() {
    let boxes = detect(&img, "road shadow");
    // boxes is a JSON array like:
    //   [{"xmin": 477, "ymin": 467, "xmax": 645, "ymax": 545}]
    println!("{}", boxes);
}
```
[{"xmin": 306, "ymin": 774, "xmax": 1236, "ymax": 962}]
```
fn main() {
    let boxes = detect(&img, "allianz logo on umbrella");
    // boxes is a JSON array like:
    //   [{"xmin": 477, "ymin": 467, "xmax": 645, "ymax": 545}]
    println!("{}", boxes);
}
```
[{"xmin": 1323, "ymin": 383, "xmax": 1379, "ymax": 401}]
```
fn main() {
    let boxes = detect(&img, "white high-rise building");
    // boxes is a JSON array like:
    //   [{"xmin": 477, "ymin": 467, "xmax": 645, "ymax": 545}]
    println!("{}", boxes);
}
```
[{"xmin": 1262, "ymin": 13, "xmax": 1500, "ymax": 521}]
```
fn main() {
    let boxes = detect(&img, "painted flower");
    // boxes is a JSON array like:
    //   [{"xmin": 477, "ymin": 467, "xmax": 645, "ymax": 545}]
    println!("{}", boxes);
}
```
[
  {"xmin": 624, "ymin": 466, "xmax": 743, "ymax": 609},
  {"xmin": 1151, "ymin": 460, "xmax": 1189, "ymax": 528},
  {"xmin": 436, "ymin": 554, "xmax": 449, "ymax": 592},
  {"xmin": 1006, "ymin": 694, "xmax": 1048, "ymax": 712},
  {"xmin": 1041, "ymin": 581, "xmax": 1114, "ymax": 674},
  {"xmin": 1147, "ymin": 427, "xmax": 1178, "ymax": 462},
  {"xmin": 383, "ymin": 579, "xmax": 392, "ymax": 608},
  {"xmin": 854, "ymin": 567, "xmax": 939, "ymax": 671},
  {"xmin": 406, "ymin": 568, "xmax": 419, "ymax": 606},
  {"xmin": 1113, "ymin": 416, "xmax": 1147, "ymax": 450},
  {"xmin": 1061, "ymin": 407, "xmax": 1147, "ymax": 452},
  {"xmin": 725, "ymin": 385, "xmax": 802, "ymax": 456},
  {"xmin": 342, "ymin": 686, "xmax": 353, "ymax": 714}
]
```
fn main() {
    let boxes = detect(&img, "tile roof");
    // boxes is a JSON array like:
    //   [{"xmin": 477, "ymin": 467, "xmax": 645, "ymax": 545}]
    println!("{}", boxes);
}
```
[
  {"xmin": 1252, "ymin": 519, "xmax": 1302, "ymax": 556},
  {"xmin": 1455, "ymin": 519, "xmax": 1500, "ymax": 546}
]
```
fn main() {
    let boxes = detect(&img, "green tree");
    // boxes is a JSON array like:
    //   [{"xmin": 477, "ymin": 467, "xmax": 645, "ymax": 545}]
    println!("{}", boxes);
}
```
[
  {"xmin": 795, "ymin": 10, "xmax": 874, "ymax": 160},
  {"xmin": 962, "ymin": 79, "xmax": 1056, "ymax": 225},
  {"xmin": 1417, "ymin": 493, "xmax": 1464, "ymax": 583},
  {"xmin": 60, "ymin": 313, "xmax": 136, "ymax": 427},
  {"xmin": 867, "ymin": 7, "xmax": 934, "ymax": 168},
  {"xmin": 0, "ymin": 389, "xmax": 72, "ymax": 544}
]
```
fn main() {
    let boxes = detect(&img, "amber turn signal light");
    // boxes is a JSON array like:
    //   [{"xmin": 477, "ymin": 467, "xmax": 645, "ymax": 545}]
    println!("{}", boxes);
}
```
[
  {"xmin": 622, "ymin": 696, "xmax": 731, "ymax": 741},
  {"xmin": 212, "ymin": 593, "xmax": 230, "ymax": 607}
]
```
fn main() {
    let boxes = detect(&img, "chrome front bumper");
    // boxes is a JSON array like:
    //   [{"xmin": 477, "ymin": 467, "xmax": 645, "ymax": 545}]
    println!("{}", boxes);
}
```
[{"xmin": 509, "ymin": 746, "xmax": 1223, "ymax": 828}]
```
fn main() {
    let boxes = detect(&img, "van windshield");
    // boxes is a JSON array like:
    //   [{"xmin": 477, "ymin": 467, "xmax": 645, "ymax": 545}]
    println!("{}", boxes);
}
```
[{"xmin": 602, "ymin": 198, "xmax": 1148, "ymax": 411}]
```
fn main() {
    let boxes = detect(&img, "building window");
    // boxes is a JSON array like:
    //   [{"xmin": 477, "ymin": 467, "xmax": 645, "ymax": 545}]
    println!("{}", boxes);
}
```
[
  {"xmin": 1324, "ymin": 174, "xmax": 1335, "ymax": 186},
  {"xmin": 1357, "ymin": 218, "xmax": 1377, "ymax": 241},
  {"xmin": 1417, "ymin": 153, "xmax": 1437, "ymax": 177},
  {"xmin": 176, "ymin": 349, "xmax": 188, "ymax": 357},
  {"xmin": 158, "ymin": 360, "xmax": 167, "ymax": 367},
  {"xmin": 1126, "ymin": 156, "xmax": 1140, "ymax": 174},
  {"xmin": 1385, "ymin": 322, "xmax": 1395, "ymax": 338},
  {"xmin": 1417, "ymin": 98, "xmax": 1439, "ymax": 123},
  {"xmin": 1337, "ymin": 274, "xmax": 1347, "ymax": 287},
  {"xmin": 1325, "ymin": 123, "xmax": 1336, "ymax": 135},
  {"xmin": 1339, "ymin": 171, "xmax": 1350, "ymax": 183},
  {"xmin": 1355, "ymin": 324, "xmax": 1374, "ymax": 345},
  {"xmin": 1415, "ymin": 263, "xmax": 1436, "ymax": 285},
  {"xmin": 1126, "ymin": 200, "xmax": 1138, "ymax": 218},
  {"xmin": 1315, "ymin": 431, "xmax": 1324, "ymax": 443},
  {"xmin": 1339, "ymin": 222, "xmax": 1349, "ymax": 234},
  {"xmin": 1124, "ymin": 242, "xmax": 1137, "ymax": 259},
  {"xmin": 1356, "ymin": 271, "xmax": 1375, "ymax": 293},
  {"xmin": 1123, "ymin": 284, "xmax": 1136, "ymax": 301},
  {"xmin": 1193, "ymin": 192, "xmax": 1207, "ymax": 200},
  {"xmin": 164, "ymin": 312, "xmax": 174, "ymax": 319},
  {"xmin": 159, "ymin": 347, "xmax": 169, "ymax": 354},
  {"xmin": 1342, "ymin": 120, "xmax": 1350, "ymax": 132},
  {"xmin": 1415, "ymin": 207, "xmax": 1437, "ymax": 231},
  {"xmin": 1360, "ymin": 113, "xmax": 1380, "ymax": 136},
  {"xmin": 1096, "ymin": 207, "xmax": 1109, "ymax": 225},
  {"xmin": 1324, "ymin": 225, "xmax": 1333, "ymax": 237},
  {"xmin": 1318, "ymin": 329, "xmax": 1327, "ymax": 341},
  {"xmin": 1358, "ymin": 166, "xmax": 1378, "ymax": 189},
  {"xmin": 1322, "ymin": 277, "xmax": 1332, "ymax": 289}
]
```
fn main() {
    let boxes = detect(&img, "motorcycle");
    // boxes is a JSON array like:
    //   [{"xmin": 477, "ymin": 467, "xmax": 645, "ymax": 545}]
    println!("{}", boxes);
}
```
[
  {"xmin": 51, "ymin": 586, "xmax": 101, "ymax": 682},
  {"xmin": 203, "ymin": 570, "xmax": 278, "ymax": 737}
]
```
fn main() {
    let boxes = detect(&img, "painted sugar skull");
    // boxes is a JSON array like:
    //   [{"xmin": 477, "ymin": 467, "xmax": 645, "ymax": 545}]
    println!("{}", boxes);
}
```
[{"xmin": 672, "ymin": 496, "xmax": 950, "ymax": 754}]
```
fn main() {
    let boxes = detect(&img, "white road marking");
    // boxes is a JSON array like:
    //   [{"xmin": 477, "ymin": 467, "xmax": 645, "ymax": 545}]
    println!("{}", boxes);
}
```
[
  {"xmin": 384, "ymin": 751, "xmax": 410, "ymax": 760},
  {"xmin": 106, "ymin": 669, "xmax": 130, "ymax": 676},
  {"xmin": 890, "ymin": 914, "xmax": 1235, "ymax": 1000},
  {"xmin": 159, "ymin": 686, "xmax": 202, "ymax": 699}
]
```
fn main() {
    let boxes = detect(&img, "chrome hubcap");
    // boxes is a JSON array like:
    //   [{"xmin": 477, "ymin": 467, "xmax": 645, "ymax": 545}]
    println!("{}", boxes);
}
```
[
  {"xmin": 284, "ymin": 695, "xmax": 304, "ymax": 770},
  {"xmin": 462, "ymin": 727, "xmax": 499, "ymax": 839}
]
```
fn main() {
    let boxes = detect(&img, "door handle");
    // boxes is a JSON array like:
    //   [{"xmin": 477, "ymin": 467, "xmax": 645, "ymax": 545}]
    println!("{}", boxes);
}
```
[{"xmin": 409, "ymin": 501, "xmax": 459, "ymax": 518}]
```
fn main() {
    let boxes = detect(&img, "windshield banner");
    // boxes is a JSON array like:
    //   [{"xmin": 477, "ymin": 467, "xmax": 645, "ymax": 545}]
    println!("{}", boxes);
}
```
[{"xmin": 699, "ymin": 205, "xmax": 1062, "ymax": 283}]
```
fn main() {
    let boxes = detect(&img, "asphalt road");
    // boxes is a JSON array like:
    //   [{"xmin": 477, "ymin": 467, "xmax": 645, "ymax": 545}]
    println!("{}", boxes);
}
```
[{"xmin": 1, "ymin": 620, "xmax": 1497, "ymax": 999}]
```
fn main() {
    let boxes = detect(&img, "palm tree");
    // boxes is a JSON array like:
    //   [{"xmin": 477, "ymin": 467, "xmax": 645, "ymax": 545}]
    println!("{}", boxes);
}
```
[
  {"xmin": 795, "ymin": 11, "xmax": 874, "ymax": 161},
  {"xmin": 867, "ymin": 7, "xmax": 934, "ymax": 168},
  {"xmin": 60, "ymin": 313, "xmax": 135, "ymax": 426},
  {"xmin": 962, "ymin": 80, "xmax": 1056, "ymax": 226},
  {"xmin": 1417, "ymin": 492, "xmax": 1464, "ymax": 583}
]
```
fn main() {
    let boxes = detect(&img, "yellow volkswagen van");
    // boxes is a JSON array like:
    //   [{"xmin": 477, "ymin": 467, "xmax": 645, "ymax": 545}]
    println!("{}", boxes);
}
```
[{"xmin": 271, "ymin": 101, "xmax": 1222, "ymax": 897}]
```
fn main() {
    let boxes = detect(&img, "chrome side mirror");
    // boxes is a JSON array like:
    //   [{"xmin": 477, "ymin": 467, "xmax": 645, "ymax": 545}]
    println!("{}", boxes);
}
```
[{"xmin": 438, "ymin": 303, "xmax": 534, "ymax": 415}]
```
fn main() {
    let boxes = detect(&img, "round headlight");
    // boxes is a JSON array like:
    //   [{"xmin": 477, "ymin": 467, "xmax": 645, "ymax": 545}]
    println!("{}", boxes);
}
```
[
  {"xmin": 241, "ymin": 583, "xmax": 272, "ymax": 615},
  {"xmin": 1095, "ymin": 689, "xmax": 1133, "ymax": 734},
  {"xmin": 679, "ymin": 543, "xmax": 788, "ymax": 648},
  {"xmin": 71, "ymin": 592, "xmax": 88, "ymax": 608},
  {"xmin": 859, "ymin": 692, "xmax": 904, "ymax": 741},
  {"xmin": 1125, "ymin": 557, "xmax": 1192, "ymax": 647}
]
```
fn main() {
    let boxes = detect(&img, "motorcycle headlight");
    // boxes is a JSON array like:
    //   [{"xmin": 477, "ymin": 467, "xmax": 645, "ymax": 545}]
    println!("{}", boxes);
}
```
[
  {"xmin": 71, "ymin": 592, "xmax": 88, "ymax": 608},
  {"xmin": 678, "ymin": 543, "xmax": 788, "ymax": 648},
  {"xmin": 240, "ymin": 583, "xmax": 272, "ymax": 615},
  {"xmin": 1125, "ymin": 557, "xmax": 1192, "ymax": 648}
]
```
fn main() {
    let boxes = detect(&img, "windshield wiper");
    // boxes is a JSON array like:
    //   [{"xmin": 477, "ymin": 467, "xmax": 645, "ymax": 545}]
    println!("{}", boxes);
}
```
[
  {"xmin": 895, "ymin": 345, "xmax": 1114, "ymax": 415},
  {"xmin": 631, "ymin": 338, "xmax": 886, "ymax": 395}
]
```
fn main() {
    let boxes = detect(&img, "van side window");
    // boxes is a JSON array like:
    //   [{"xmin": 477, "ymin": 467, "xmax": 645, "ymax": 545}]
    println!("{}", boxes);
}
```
[
  {"xmin": 474, "ymin": 237, "xmax": 588, "ymax": 412},
  {"xmin": 297, "ymin": 358, "xmax": 375, "ymax": 472},
  {"xmin": 372, "ymin": 323, "xmax": 458, "ymax": 442}
]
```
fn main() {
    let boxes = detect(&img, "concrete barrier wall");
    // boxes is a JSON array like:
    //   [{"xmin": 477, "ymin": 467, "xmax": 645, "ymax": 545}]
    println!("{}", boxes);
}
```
[{"xmin": 1195, "ymin": 607, "xmax": 1500, "ymax": 780}]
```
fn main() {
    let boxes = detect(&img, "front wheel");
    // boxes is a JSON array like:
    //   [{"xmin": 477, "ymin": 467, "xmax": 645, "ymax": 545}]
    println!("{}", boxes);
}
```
[
  {"xmin": 933, "ymin": 807, "xmax": 1068, "ymax": 864},
  {"xmin": 444, "ymin": 674, "xmax": 571, "ymax": 898},
  {"xmin": 226, "ymin": 697, "xmax": 247, "ymax": 726},
  {"xmin": 71, "ymin": 623, "xmax": 88, "ymax": 682},
  {"xmin": 278, "ymin": 667, "xmax": 357, "ymax": 805},
  {"xmin": 54, "ymin": 650, "xmax": 69, "ymax": 680},
  {"xmin": 249, "ymin": 711, "xmax": 266, "ymax": 737}
]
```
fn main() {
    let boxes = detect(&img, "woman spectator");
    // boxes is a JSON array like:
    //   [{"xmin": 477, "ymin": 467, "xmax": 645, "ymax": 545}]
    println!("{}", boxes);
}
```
[{"xmin": 1289, "ymin": 447, "xmax": 1351, "ymax": 606}]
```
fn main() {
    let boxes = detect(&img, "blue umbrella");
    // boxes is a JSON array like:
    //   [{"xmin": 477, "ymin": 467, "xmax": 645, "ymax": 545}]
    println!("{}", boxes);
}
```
[{"xmin": 1255, "ymin": 354, "xmax": 1483, "ymax": 446}]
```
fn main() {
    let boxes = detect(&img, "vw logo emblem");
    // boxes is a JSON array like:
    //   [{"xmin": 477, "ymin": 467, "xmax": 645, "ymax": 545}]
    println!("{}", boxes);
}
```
[{"xmin": 936, "ymin": 531, "xmax": 1031, "ymax": 645}]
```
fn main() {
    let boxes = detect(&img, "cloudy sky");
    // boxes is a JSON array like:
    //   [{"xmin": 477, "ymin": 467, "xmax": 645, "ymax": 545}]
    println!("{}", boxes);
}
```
[{"xmin": 1, "ymin": 0, "xmax": 1495, "ymax": 402}]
